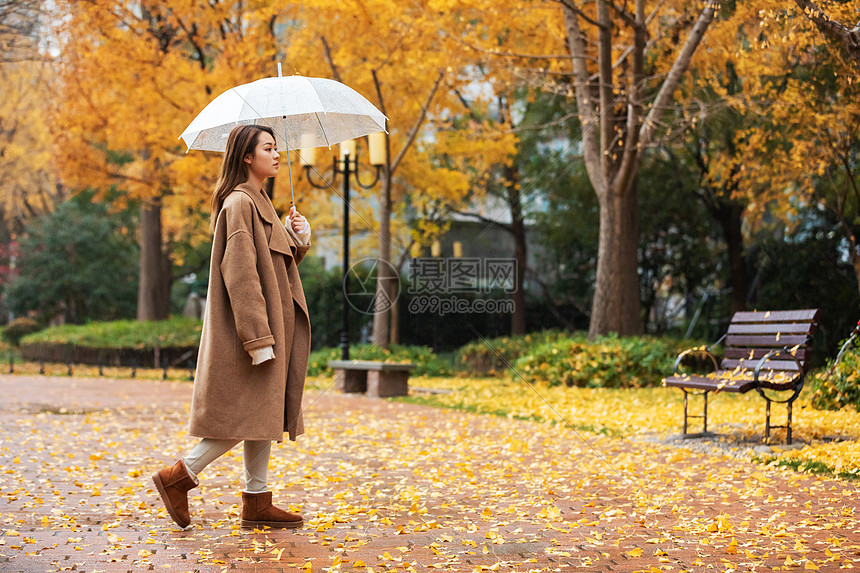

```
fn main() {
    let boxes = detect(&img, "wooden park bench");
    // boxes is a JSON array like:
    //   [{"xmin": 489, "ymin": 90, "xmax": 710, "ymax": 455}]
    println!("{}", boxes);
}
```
[
  {"xmin": 329, "ymin": 360, "xmax": 416, "ymax": 398},
  {"xmin": 663, "ymin": 309, "xmax": 821, "ymax": 444}
]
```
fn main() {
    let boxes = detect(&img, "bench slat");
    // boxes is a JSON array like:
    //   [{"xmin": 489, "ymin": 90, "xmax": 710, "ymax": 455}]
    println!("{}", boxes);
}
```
[
  {"xmin": 725, "ymin": 334, "xmax": 809, "ymax": 347},
  {"xmin": 723, "ymin": 347, "xmax": 812, "ymax": 361},
  {"xmin": 731, "ymin": 309, "xmax": 820, "ymax": 323},
  {"xmin": 727, "ymin": 322, "xmax": 817, "ymax": 335},
  {"xmin": 663, "ymin": 374, "xmax": 755, "ymax": 393},
  {"xmin": 720, "ymin": 358, "xmax": 803, "ymax": 371},
  {"xmin": 759, "ymin": 378, "xmax": 802, "ymax": 391},
  {"xmin": 328, "ymin": 360, "xmax": 416, "ymax": 372}
]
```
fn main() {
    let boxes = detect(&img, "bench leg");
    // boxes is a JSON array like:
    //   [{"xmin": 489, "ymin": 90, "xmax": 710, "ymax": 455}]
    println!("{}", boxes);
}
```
[
  {"xmin": 683, "ymin": 391, "xmax": 688, "ymax": 435},
  {"xmin": 682, "ymin": 389, "xmax": 710, "ymax": 437},
  {"xmin": 765, "ymin": 400, "xmax": 771, "ymax": 443},
  {"xmin": 367, "ymin": 370, "xmax": 409, "ymax": 398},
  {"xmin": 334, "ymin": 368, "xmax": 367, "ymax": 393},
  {"xmin": 764, "ymin": 397, "xmax": 795, "ymax": 445}
]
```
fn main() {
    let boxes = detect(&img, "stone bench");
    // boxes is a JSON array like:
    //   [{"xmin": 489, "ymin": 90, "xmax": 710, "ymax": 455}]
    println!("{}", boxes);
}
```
[{"xmin": 329, "ymin": 360, "xmax": 416, "ymax": 398}]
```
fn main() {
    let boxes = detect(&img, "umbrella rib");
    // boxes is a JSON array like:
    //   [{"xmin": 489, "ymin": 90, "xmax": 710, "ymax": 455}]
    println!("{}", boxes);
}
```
[
  {"xmin": 230, "ymin": 87, "xmax": 267, "ymax": 130},
  {"xmin": 314, "ymin": 112, "xmax": 331, "ymax": 148}
]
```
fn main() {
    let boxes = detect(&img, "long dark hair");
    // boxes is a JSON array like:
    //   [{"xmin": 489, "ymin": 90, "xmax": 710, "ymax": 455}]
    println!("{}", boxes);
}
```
[{"xmin": 210, "ymin": 124, "xmax": 276, "ymax": 231}]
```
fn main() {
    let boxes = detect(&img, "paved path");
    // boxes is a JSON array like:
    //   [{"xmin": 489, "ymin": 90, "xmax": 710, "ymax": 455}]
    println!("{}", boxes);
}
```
[{"xmin": 0, "ymin": 374, "xmax": 858, "ymax": 572}]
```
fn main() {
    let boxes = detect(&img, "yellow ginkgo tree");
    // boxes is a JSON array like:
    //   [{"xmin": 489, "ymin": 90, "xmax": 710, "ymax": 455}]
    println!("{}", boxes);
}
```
[
  {"xmin": 280, "ymin": 0, "xmax": 520, "ymax": 347},
  {"xmin": 726, "ymin": 2, "xmax": 860, "ymax": 291},
  {"xmin": 52, "ymin": 0, "xmax": 281, "ymax": 320}
]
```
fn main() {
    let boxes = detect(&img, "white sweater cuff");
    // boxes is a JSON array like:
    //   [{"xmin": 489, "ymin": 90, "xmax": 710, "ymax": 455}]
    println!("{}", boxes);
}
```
[{"xmin": 250, "ymin": 346, "xmax": 275, "ymax": 365}]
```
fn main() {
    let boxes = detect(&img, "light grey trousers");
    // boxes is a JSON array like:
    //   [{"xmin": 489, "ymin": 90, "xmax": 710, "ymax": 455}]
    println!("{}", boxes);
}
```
[{"xmin": 183, "ymin": 439, "xmax": 271, "ymax": 493}]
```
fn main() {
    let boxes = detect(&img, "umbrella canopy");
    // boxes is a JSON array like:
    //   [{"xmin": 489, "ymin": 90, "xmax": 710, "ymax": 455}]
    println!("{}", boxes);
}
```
[
  {"xmin": 179, "ymin": 68, "xmax": 387, "ymax": 205},
  {"xmin": 179, "ymin": 73, "xmax": 387, "ymax": 152}
]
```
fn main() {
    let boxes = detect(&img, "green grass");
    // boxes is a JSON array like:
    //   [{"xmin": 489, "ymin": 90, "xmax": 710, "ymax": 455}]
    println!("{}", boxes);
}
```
[{"xmin": 758, "ymin": 456, "xmax": 860, "ymax": 481}]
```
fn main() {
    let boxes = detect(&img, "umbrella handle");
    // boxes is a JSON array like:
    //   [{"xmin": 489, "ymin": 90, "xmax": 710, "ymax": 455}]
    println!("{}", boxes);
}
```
[
  {"xmin": 277, "ymin": 63, "xmax": 294, "ymax": 206},
  {"xmin": 282, "ymin": 115, "xmax": 295, "ymax": 207}
]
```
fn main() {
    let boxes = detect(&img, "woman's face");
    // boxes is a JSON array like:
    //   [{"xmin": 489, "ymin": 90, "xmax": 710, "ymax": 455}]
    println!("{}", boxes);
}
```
[{"xmin": 245, "ymin": 131, "xmax": 279, "ymax": 180}]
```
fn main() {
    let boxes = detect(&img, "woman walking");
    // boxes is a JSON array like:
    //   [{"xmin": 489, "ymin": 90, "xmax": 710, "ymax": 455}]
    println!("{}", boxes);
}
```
[{"xmin": 152, "ymin": 124, "xmax": 312, "ymax": 529}]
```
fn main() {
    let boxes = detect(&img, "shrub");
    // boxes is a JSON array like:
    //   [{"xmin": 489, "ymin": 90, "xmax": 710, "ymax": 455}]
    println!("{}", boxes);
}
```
[
  {"xmin": 20, "ymin": 317, "xmax": 202, "ymax": 349},
  {"xmin": 455, "ymin": 330, "xmax": 573, "ymax": 375},
  {"xmin": 2, "ymin": 317, "xmax": 43, "ymax": 346},
  {"xmin": 513, "ymin": 334, "xmax": 695, "ymax": 388},
  {"xmin": 307, "ymin": 344, "xmax": 451, "ymax": 377},
  {"xmin": 810, "ymin": 337, "xmax": 860, "ymax": 411},
  {"xmin": 4, "ymin": 193, "xmax": 138, "ymax": 324}
]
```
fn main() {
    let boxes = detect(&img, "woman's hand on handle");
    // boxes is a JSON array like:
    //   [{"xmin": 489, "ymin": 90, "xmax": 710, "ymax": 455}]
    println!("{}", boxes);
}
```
[{"xmin": 288, "ymin": 206, "xmax": 311, "ymax": 245}]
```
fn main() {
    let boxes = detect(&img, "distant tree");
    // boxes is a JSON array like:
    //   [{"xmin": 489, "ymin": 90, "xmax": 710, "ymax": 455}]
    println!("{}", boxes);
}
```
[
  {"xmin": 4, "ymin": 193, "xmax": 138, "ymax": 324},
  {"xmin": 750, "ymin": 208, "xmax": 860, "ymax": 364}
]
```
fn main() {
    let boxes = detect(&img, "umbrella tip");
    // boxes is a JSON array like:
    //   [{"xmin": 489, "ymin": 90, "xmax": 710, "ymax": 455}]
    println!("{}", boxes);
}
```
[{"xmin": 278, "ymin": 62, "xmax": 282, "ymax": 77}]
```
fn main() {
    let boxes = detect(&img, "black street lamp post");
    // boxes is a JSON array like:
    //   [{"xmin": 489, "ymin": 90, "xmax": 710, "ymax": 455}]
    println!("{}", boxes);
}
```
[{"xmin": 303, "ymin": 142, "xmax": 382, "ymax": 360}]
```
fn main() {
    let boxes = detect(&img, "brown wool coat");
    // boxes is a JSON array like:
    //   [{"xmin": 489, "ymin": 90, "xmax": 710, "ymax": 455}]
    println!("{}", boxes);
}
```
[{"xmin": 189, "ymin": 182, "xmax": 311, "ymax": 442}]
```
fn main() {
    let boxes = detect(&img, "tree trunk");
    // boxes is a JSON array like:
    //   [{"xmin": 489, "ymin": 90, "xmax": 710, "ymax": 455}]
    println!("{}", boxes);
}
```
[
  {"xmin": 389, "ymin": 280, "xmax": 400, "ymax": 344},
  {"xmin": 589, "ymin": 182, "xmax": 642, "ymax": 337},
  {"xmin": 716, "ymin": 202, "xmax": 748, "ymax": 312},
  {"xmin": 137, "ymin": 199, "xmax": 171, "ymax": 321},
  {"xmin": 371, "ymin": 165, "xmax": 392, "ymax": 348},
  {"xmin": 506, "ymin": 167, "xmax": 528, "ymax": 336}
]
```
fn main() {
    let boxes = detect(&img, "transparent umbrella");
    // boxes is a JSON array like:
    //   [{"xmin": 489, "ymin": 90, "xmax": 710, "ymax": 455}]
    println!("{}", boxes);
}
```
[{"xmin": 179, "ymin": 64, "xmax": 387, "ymax": 204}]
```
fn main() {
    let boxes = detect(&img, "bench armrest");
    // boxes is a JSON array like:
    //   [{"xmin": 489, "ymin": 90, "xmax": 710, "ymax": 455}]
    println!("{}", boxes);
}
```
[
  {"xmin": 673, "ymin": 346, "xmax": 720, "ymax": 376},
  {"xmin": 708, "ymin": 333, "xmax": 727, "ymax": 353},
  {"xmin": 753, "ymin": 346, "xmax": 806, "ymax": 403},
  {"xmin": 753, "ymin": 346, "xmax": 804, "ymax": 384}
]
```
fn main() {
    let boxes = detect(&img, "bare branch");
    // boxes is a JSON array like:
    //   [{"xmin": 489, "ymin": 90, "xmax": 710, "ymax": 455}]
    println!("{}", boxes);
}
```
[
  {"xmin": 390, "ymin": 70, "xmax": 445, "ymax": 174},
  {"xmin": 640, "ymin": 0, "xmax": 718, "ymax": 147},
  {"xmin": 320, "ymin": 36, "xmax": 343, "ymax": 82},
  {"xmin": 614, "ymin": 0, "xmax": 647, "ymax": 195},
  {"xmin": 597, "ymin": 0, "xmax": 614, "ymax": 178},
  {"xmin": 557, "ymin": 0, "xmax": 604, "ymax": 29},
  {"xmin": 453, "ymin": 88, "xmax": 482, "ymax": 123},
  {"xmin": 794, "ymin": 0, "xmax": 860, "ymax": 68},
  {"xmin": 561, "ymin": 0, "xmax": 602, "ymax": 187},
  {"xmin": 371, "ymin": 69, "xmax": 387, "ymax": 117},
  {"xmin": 606, "ymin": 0, "xmax": 640, "ymax": 30}
]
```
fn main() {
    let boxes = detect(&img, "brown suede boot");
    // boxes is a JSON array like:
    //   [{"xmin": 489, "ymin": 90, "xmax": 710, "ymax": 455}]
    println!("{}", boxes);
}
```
[
  {"xmin": 241, "ymin": 491, "xmax": 303, "ymax": 529},
  {"xmin": 152, "ymin": 460, "xmax": 198, "ymax": 528}
]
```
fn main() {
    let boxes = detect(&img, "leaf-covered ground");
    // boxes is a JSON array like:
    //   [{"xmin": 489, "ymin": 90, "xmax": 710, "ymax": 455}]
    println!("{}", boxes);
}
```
[
  {"xmin": 1, "ymin": 374, "xmax": 859, "ymax": 572},
  {"xmin": 398, "ymin": 376, "xmax": 860, "ymax": 478}
]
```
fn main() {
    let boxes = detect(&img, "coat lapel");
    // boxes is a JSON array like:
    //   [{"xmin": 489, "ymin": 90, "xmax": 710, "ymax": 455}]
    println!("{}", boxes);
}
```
[{"xmin": 234, "ymin": 183, "xmax": 297, "ymax": 258}]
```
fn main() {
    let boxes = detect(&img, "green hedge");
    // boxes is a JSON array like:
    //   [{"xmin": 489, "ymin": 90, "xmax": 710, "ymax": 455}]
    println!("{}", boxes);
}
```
[
  {"xmin": 308, "ymin": 344, "xmax": 451, "ymax": 377},
  {"xmin": 2, "ymin": 317, "xmax": 42, "ymax": 346},
  {"xmin": 513, "ymin": 334, "xmax": 695, "ymax": 388},
  {"xmin": 20, "ymin": 317, "xmax": 202, "ymax": 349},
  {"xmin": 455, "ymin": 330, "xmax": 572, "ymax": 374},
  {"xmin": 810, "ymin": 338, "xmax": 860, "ymax": 411}
]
